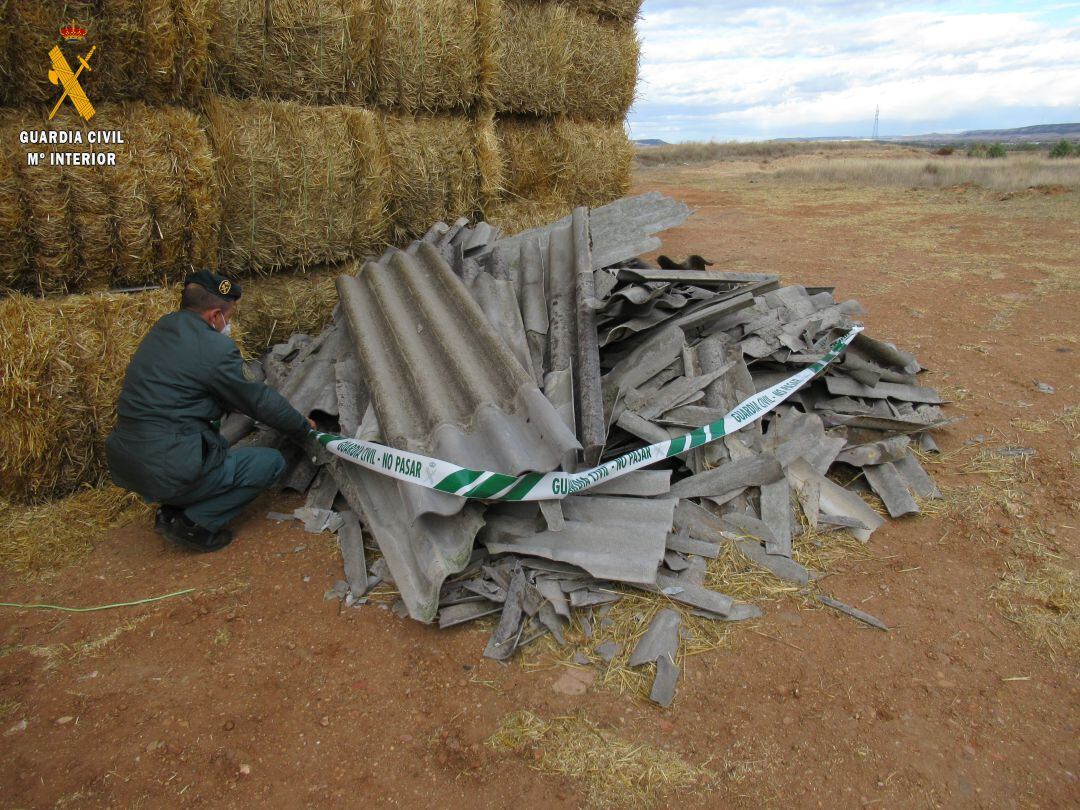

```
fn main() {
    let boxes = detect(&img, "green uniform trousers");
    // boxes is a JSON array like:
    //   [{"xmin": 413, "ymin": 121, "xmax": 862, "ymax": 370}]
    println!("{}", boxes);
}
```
[{"xmin": 166, "ymin": 447, "xmax": 286, "ymax": 533}]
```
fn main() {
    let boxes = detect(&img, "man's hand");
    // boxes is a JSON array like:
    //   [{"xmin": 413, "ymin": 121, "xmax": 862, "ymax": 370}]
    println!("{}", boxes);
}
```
[{"xmin": 307, "ymin": 417, "xmax": 318, "ymax": 431}]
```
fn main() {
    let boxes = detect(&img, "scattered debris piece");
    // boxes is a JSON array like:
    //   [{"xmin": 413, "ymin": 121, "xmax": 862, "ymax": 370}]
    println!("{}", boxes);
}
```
[{"xmin": 815, "ymin": 594, "xmax": 889, "ymax": 631}]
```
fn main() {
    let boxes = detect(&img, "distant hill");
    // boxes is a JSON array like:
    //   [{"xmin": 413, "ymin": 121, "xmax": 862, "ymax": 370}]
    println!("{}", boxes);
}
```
[
  {"xmin": 634, "ymin": 139, "xmax": 670, "ymax": 147},
  {"xmin": 896, "ymin": 123, "xmax": 1080, "ymax": 144}
]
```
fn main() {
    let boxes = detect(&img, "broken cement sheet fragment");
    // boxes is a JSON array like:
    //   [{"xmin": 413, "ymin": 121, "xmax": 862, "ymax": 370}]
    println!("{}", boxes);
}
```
[
  {"xmin": 293, "ymin": 506, "xmax": 344, "ymax": 534},
  {"xmin": 480, "ymin": 497, "xmax": 676, "ymax": 585},
  {"xmin": 266, "ymin": 511, "xmax": 296, "ymax": 523},
  {"xmin": 664, "ymin": 551, "xmax": 691, "ymax": 572},
  {"xmin": 785, "ymin": 458, "xmax": 885, "ymax": 543},
  {"xmin": 305, "ymin": 467, "xmax": 339, "ymax": 511},
  {"xmin": 676, "ymin": 554, "xmax": 707, "ymax": 586},
  {"xmin": 722, "ymin": 513, "xmax": 777, "ymax": 548},
  {"xmin": 666, "ymin": 532, "xmax": 720, "ymax": 559},
  {"xmin": 824, "ymin": 376, "xmax": 943, "ymax": 405},
  {"xmin": 439, "ymin": 600, "xmax": 502, "ymax": 629},
  {"xmin": 669, "ymin": 454, "xmax": 784, "ymax": 499},
  {"xmin": 539, "ymin": 499, "xmax": 565, "ymax": 532},
  {"xmin": 569, "ymin": 589, "xmax": 621, "ymax": 608},
  {"xmin": 760, "ymin": 478, "xmax": 794, "ymax": 558},
  {"xmin": 535, "ymin": 578, "xmax": 571, "ymax": 619},
  {"xmin": 595, "ymin": 640, "xmax": 621, "ymax": 662},
  {"xmin": 836, "ymin": 436, "xmax": 911, "ymax": 467},
  {"xmin": 645, "ymin": 573, "xmax": 735, "ymax": 617},
  {"xmin": 538, "ymin": 603, "xmax": 567, "ymax": 645},
  {"xmin": 892, "ymin": 450, "xmax": 941, "ymax": 499},
  {"xmin": 337, "ymin": 512, "xmax": 369, "ymax": 597},
  {"xmin": 484, "ymin": 568, "xmax": 528, "ymax": 661},
  {"xmin": 628, "ymin": 608, "xmax": 682, "ymax": 666},
  {"xmin": 863, "ymin": 463, "xmax": 920, "ymax": 518},
  {"xmin": 650, "ymin": 654, "xmax": 679, "ymax": 709},
  {"xmin": 732, "ymin": 537, "xmax": 816, "ymax": 586},
  {"xmin": 672, "ymin": 499, "xmax": 727, "ymax": 542},
  {"xmin": 586, "ymin": 470, "xmax": 672, "ymax": 497},
  {"xmin": 816, "ymin": 594, "xmax": 888, "ymax": 631}
]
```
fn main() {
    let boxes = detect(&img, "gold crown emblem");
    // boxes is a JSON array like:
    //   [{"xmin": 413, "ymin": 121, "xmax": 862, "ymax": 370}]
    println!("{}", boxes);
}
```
[
  {"xmin": 218, "ymin": 279, "xmax": 232, "ymax": 296},
  {"xmin": 60, "ymin": 19, "xmax": 87, "ymax": 40}
]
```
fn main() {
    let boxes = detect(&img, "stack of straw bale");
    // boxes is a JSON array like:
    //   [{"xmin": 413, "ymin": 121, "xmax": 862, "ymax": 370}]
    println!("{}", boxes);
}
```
[{"xmin": 0, "ymin": 0, "xmax": 640, "ymax": 509}]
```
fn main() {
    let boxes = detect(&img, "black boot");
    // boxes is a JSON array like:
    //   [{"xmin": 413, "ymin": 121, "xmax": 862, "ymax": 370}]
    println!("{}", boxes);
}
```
[
  {"xmin": 161, "ymin": 511, "xmax": 233, "ymax": 553},
  {"xmin": 154, "ymin": 505, "xmax": 182, "ymax": 535}
]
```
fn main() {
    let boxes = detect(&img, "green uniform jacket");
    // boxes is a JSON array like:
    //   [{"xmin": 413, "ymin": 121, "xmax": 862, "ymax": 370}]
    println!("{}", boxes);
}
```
[{"xmin": 106, "ymin": 309, "xmax": 309, "ymax": 502}]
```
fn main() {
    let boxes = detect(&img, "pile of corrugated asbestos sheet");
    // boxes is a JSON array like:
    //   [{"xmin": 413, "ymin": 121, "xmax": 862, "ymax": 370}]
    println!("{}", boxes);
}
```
[{"xmin": 228, "ymin": 193, "xmax": 951, "ymax": 707}]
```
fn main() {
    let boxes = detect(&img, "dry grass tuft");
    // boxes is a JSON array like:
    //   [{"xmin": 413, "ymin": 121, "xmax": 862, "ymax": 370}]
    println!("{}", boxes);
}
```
[
  {"xmin": 772, "ymin": 156, "xmax": 1080, "ymax": 192},
  {"xmin": 1, "ymin": 616, "xmax": 149, "ymax": 671},
  {"xmin": 1, "ymin": 0, "xmax": 212, "ymax": 106},
  {"xmin": 204, "ymin": 95, "xmax": 390, "ymax": 275},
  {"xmin": 0, "ymin": 485, "xmax": 151, "ymax": 574},
  {"xmin": 0, "ymin": 103, "xmax": 220, "ymax": 295},
  {"xmin": 493, "ymin": 1, "xmax": 639, "ymax": 121},
  {"xmin": 488, "ymin": 710, "xmax": 717, "ymax": 807},
  {"xmin": 994, "ymin": 559, "xmax": 1080, "ymax": 661},
  {"xmin": 208, "ymin": 0, "xmax": 375, "ymax": 104}
]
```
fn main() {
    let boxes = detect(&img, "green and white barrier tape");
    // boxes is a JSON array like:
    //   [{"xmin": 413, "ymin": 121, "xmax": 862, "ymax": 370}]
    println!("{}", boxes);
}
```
[{"xmin": 316, "ymin": 326, "xmax": 861, "ymax": 502}]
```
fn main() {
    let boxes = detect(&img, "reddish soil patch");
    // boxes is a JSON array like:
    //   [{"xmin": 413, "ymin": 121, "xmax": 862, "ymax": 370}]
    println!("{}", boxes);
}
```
[{"xmin": 2, "ymin": 163, "xmax": 1077, "ymax": 808}]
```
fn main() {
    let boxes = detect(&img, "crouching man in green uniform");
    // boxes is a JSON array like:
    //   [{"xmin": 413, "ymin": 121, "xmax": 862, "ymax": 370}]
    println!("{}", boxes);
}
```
[{"xmin": 106, "ymin": 270, "xmax": 315, "ymax": 552}]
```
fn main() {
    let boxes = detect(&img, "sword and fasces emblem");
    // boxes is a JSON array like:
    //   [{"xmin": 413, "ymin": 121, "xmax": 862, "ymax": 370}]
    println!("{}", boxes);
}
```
[{"xmin": 48, "ymin": 20, "xmax": 95, "ymax": 121}]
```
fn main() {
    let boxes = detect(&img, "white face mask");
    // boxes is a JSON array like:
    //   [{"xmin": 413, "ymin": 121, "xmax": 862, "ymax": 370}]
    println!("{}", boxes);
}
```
[{"xmin": 216, "ymin": 311, "xmax": 233, "ymax": 337}]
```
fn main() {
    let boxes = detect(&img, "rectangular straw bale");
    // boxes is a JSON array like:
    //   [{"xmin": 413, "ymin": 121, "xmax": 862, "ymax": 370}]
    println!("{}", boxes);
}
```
[
  {"xmin": 0, "ymin": 289, "xmax": 179, "ymax": 503},
  {"xmin": 493, "ymin": 0, "xmax": 639, "ymax": 121},
  {"xmin": 240, "ymin": 268, "xmax": 344, "ymax": 351},
  {"xmin": 0, "ymin": 0, "xmax": 212, "ymax": 106},
  {"xmin": 0, "ymin": 104, "xmax": 220, "ymax": 295},
  {"xmin": 371, "ymin": 0, "xmax": 496, "ymax": 113},
  {"xmin": 208, "ymin": 0, "xmax": 375, "ymax": 104},
  {"xmin": 203, "ymin": 95, "xmax": 389, "ymax": 274},
  {"xmin": 495, "ymin": 116, "xmax": 633, "ymax": 211},
  {"xmin": 381, "ymin": 112, "xmax": 499, "ymax": 242}
]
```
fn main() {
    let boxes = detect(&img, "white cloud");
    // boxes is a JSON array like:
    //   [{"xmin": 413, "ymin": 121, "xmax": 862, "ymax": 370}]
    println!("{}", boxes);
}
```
[{"xmin": 629, "ymin": 2, "xmax": 1080, "ymax": 139}]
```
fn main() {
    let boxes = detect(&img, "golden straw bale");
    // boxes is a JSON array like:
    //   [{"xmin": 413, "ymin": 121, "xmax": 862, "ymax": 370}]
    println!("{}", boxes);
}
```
[
  {"xmin": 495, "ymin": 116, "xmax": 632, "ymax": 211},
  {"xmin": 0, "ymin": 289, "xmax": 179, "ymax": 503},
  {"xmin": 0, "ymin": 0, "xmax": 213, "ymax": 107},
  {"xmin": 240, "ymin": 268, "xmax": 343, "ymax": 351},
  {"xmin": 208, "ymin": 0, "xmax": 375, "ymax": 104},
  {"xmin": 0, "ymin": 104, "xmax": 220, "ymax": 295},
  {"xmin": 371, "ymin": 0, "xmax": 495, "ymax": 113},
  {"xmin": 203, "ymin": 95, "xmax": 389, "ymax": 275},
  {"xmin": 381, "ymin": 112, "xmax": 497, "ymax": 241},
  {"xmin": 493, "ymin": 1, "xmax": 639, "ymax": 121}
]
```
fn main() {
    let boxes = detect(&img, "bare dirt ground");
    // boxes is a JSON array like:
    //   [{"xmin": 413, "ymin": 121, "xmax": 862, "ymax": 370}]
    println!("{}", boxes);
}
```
[{"xmin": 2, "ymin": 153, "xmax": 1078, "ymax": 808}]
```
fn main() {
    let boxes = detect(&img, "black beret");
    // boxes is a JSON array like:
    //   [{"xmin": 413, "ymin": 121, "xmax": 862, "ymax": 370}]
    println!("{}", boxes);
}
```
[{"xmin": 184, "ymin": 269, "xmax": 242, "ymax": 302}]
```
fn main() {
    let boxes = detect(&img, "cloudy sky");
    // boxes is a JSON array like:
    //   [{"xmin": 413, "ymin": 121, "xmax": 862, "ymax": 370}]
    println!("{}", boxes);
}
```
[{"xmin": 628, "ymin": 1, "xmax": 1080, "ymax": 141}]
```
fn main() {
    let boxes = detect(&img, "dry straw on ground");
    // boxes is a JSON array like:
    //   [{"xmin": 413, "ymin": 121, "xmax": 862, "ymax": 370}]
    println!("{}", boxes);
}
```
[
  {"xmin": 995, "ymin": 558, "xmax": 1079, "ymax": 661},
  {"xmin": 488, "ymin": 710, "xmax": 716, "ymax": 808},
  {"xmin": 0, "ymin": 0, "xmax": 212, "ymax": 106},
  {"xmin": 496, "ymin": 116, "xmax": 633, "ymax": 212},
  {"xmin": 493, "ymin": 1, "xmax": 639, "ymax": 120},
  {"xmin": 208, "ymin": 0, "xmax": 375, "ymax": 104},
  {"xmin": 203, "ymin": 95, "xmax": 389, "ymax": 274},
  {"xmin": 0, "ymin": 103, "xmax": 220, "ymax": 295},
  {"xmin": 0, "ymin": 486, "xmax": 150, "ymax": 574}
]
